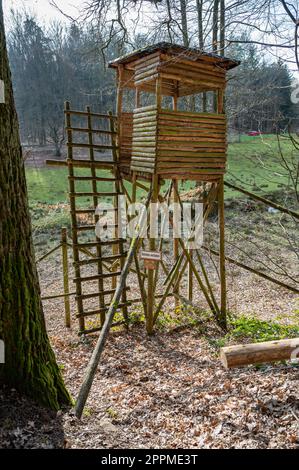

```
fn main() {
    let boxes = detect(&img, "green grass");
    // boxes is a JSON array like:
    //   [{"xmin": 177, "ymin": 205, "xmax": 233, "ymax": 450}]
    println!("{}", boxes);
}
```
[
  {"xmin": 26, "ymin": 134, "xmax": 297, "ymax": 207},
  {"xmin": 226, "ymin": 133, "xmax": 297, "ymax": 197},
  {"xmin": 25, "ymin": 133, "xmax": 298, "ymax": 240},
  {"xmin": 208, "ymin": 313, "xmax": 299, "ymax": 351},
  {"xmin": 227, "ymin": 314, "xmax": 299, "ymax": 343}
]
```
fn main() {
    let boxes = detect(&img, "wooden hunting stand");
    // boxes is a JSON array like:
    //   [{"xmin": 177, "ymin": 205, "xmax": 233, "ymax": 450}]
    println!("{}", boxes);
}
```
[
  {"xmin": 43, "ymin": 43, "xmax": 299, "ymax": 418},
  {"xmin": 59, "ymin": 43, "xmax": 239, "ymax": 339},
  {"xmin": 70, "ymin": 43, "xmax": 240, "ymax": 417},
  {"xmin": 108, "ymin": 42, "xmax": 239, "ymax": 332}
]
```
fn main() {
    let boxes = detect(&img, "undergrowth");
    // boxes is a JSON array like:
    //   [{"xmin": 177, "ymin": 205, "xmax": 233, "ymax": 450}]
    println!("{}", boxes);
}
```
[{"xmin": 210, "ymin": 313, "xmax": 299, "ymax": 349}]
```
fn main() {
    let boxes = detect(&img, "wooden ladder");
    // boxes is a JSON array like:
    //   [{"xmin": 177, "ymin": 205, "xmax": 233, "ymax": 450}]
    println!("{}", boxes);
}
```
[{"xmin": 65, "ymin": 102, "xmax": 129, "ymax": 334}]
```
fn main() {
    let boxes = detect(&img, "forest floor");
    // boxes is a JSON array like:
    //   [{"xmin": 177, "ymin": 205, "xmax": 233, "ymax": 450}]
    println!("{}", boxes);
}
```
[
  {"xmin": 1, "ymin": 239, "xmax": 298, "ymax": 449},
  {"xmin": 1, "ymin": 134, "xmax": 298, "ymax": 449}
]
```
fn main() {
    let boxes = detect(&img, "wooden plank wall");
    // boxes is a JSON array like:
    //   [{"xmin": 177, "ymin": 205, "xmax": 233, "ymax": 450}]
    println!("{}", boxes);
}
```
[
  {"xmin": 129, "ymin": 52, "xmax": 226, "ymax": 96},
  {"xmin": 156, "ymin": 109, "xmax": 226, "ymax": 178},
  {"xmin": 159, "ymin": 53, "xmax": 226, "ymax": 96},
  {"xmin": 122, "ymin": 107, "xmax": 227, "ymax": 177},
  {"xmin": 120, "ymin": 112, "xmax": 133, "ymax": 169},
  {"xmin": 130, "ymin": 105, "xmax": 158, "ymax": 173}
]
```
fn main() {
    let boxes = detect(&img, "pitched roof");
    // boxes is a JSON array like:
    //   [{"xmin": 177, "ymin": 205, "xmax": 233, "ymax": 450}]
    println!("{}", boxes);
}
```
[{"xmin": 109, "ymin": 42, "xmax": 240, "ymax": 70}]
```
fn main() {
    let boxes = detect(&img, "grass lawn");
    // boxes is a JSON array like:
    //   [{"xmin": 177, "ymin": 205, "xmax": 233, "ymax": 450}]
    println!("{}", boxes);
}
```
[{"xmin": 26, "ymin": 134, "xmax": 298, "ymax": 206}]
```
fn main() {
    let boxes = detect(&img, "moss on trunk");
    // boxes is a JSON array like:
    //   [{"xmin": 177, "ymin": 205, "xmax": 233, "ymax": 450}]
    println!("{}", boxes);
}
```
[{"xmin": 0, "ymin": 1, "xmax": 71, "ymax": 410}]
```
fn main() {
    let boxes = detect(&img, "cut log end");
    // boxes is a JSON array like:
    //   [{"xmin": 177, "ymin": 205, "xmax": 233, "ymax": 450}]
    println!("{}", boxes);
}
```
[{"xmin": 220, "ymin": 337, "xmax": 299, "ymax": 369}]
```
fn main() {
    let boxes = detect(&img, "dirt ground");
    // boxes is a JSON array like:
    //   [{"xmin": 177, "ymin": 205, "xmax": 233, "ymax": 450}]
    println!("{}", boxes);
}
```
[
  {"xmin": 2, "ymin": 144, "xmax": 293, "ymax": 449},
  {"xmin": 1, "ymin": 251, "xmax": 298, "ymax": 449}
]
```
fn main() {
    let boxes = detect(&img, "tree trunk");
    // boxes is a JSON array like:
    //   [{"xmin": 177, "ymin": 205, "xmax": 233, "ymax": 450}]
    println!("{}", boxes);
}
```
[
  {"xmin": 212, "ymin": 0, "xmax": 219, "ymax": 52},
  {"xmin": 180, "ymin": 0, "xmax": 189, "ymax": 47},
  {"xmin": 0, "ymin": 1, "xmax": 71, "ymax": 410},
  {"xmin": 212, "ymin": 0, "xmax": 219, "ymax": 112},
  {"xmin": 219, "ymin": 0, "xmax": 225, "ymax": 56},
  {"xmin": 196, "ymin": 0, "xmax": 207, "ymax": 113}
]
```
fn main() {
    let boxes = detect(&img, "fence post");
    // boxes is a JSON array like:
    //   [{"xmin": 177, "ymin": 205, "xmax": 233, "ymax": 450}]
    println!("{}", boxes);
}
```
[{"xmin": 61, "ymin": 227, "xmax": 71, "ymax": 327}]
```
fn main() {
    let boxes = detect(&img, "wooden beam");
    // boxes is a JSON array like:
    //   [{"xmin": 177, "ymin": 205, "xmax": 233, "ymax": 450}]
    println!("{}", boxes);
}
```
[
  {"xmin": 65, "ymin": 101, "xmax": 85, "ymax": 332},
  {"xmin": 218, "ymin": 176, "xmax": 227, "ymax": 329},
  {"xmin": 220, "ymin": 337, "xmax": 299, "ymax": 368},
  {"xmin": 224, "ymin": 181, "xmax": 299, "ymax": 220},
  {"xmin": 147, "ymin": 174, "xmax": 159, "ymax": 334},
  {"xmin": 203, "ymin": 245, "xmax": 299, "ymax": 294}
]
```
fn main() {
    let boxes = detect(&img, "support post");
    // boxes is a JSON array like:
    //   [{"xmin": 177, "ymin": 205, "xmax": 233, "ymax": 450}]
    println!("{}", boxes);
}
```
[
  {"xmin": 218, "ymin": 176, "xmax": 227, "ymax": 328},
  {"xmin": 147, "ymin": 174, "xmax": 159, "ymax": 334},
  {"xmin": 173, "ymin": 179, "xmax": 180, "ymax": 307},
  {"xmin": 65, "ymin": 101, "xmax": 85, "ymax": 332},
  {"xmin": 61, "ymin": 227, "xmax": 71, "ymax": 328},
  {"xmin": 187, "ymin": 249, "xmax": 193, "ymax": 302},
  {"xmin": 217, "ymin": 88, "xmax": 224, "ymax": 114}
]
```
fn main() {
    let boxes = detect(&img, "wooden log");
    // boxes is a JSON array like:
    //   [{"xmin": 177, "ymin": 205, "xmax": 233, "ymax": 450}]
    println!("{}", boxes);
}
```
[
  {"xmin": 158, "ymin": 65, "xmax": 225, "ymax": 86},
  {"xmin": 157, "ymin": 163, "xmax": 225, "ymax": 169},
  {"xmin": 64, "ymin": 109, "xmax": 117, "ymax": 119},
  {"xmin": 158, "ymin": 141, "xmax": 226, "ymax": 149},
  {"xmin": 132, "ymin": 52, "xmax": 161, "ymax": 68},
  {"xmin": 159, "ymin": 131, "xmax": 226, "ymax": 138},
  {"xmin": 224, "ymin": 181, "xmax": 299, "ymax": 220},
  {"xmin": 158, "ymin": 136, "xmax": 225, "ymax": 143},
  {"xmin": 131, "ymin": 165, "xmax": 154, "ymax": 173},
  {"xmin": 159, "ymin": 72, "xmax": 220, "ymax": 89},
  {"xmin": 158, "ymin": 125, "xmax": 226, "ymax": 132},
  {"xmin": 135, "ymin": 73, "xmax": 159, "ymax": 86},
  {"xmin": 220, "ymin": 337, "xmax": 299, "ymax": 369},
  {"xmin": 202, "ymin": 245, "xmax": 299, "ymax": 294},
  {"xmin": 61, "ymin": 227, "xmax": 71, "ymax": 328},
  {"xmin": 158, "ymin": 158, "xmax": 225, "ymax": 164},
  {"xmin": 134, "ymin": 65, "xmax": 159, "ymax": 79},
  {"xmin": 131, "ymin": 160, "xmax": 156, "ymax": 168},
  {"xmin": 159, "ymin": 109, "xmax": 225, "ymax": 120},
  {"xmin": 65, "ymin": 126, "xmax": 117, "ymax": 135},
  {"xmin": 133, "ymin": 123, "xmax": 157, "ymax": 130},
  {"xmin": 160, "ymin": 53, "xmax": 226, "ymax": 77},
  {"xmin": 134, "ymin": 105, "xmax": 157, "ymax": 113},
  {"xmin": 158, "ymin": 150, "xmax": 225, "ymax": 157},
  {"xmin": 159, "ymin": 122, "xmax": 225, "ymax": 131},
  {"xmin": 218, "ymin": 177, "xmax": 227, "ymax": 328}
]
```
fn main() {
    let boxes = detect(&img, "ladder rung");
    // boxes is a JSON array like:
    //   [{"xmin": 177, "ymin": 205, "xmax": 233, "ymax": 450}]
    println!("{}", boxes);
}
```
[
  {"xmin": 69, "ymin": 176, "xmax": 118, "ymax": 182},
  {"xmin": 67, "ymin": 158, "xmax": 116, "ymax": 169},
  {"xmin": 76, "ymin": 223, "xmax": 119, "ymax": 232},
  {"xmin": 74, "ymin": 208, "xmax": 118, "ymax": 214},
  {"xmin": 65, "ymin": 126, "xmax": 117, "ymax": 136},
  {"xmin": 67, "ymin": 142, "xmax": 118, "ymax": 150},
  {"xmin": 64, "ymin": 109, "xmax": 117, "ymax": 119},
  {"xmin": 76, "ymin": 253, "xmax": 127, "ymax": 266},
  {"xmin": 74, "ymin": 209, "xmax": 96, "ymax": 214},
  {"xmin": 76, "ymin": 287, "xmax": 130, "ymax": 300},
  {"xmin": 78, "ymin": 320, "xmax": 126, "ymax": 335},
  {"xmin": 74, "ymin": 239, "xmax": 125, "ymax": 247},
  {"xmin": 73, "ymin": 271, "xmax": 122, "ymax": 282},
  {"xmin": 77, "ymin": 302, "xmax": 131, "ymax": 318},
  {"xmin": 76, "ymin": 225, "xmax": 96, "ymax": 231},
  {"xmin": 70, "ymin": 192, "xmax": 123, "ymax": 197}
]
